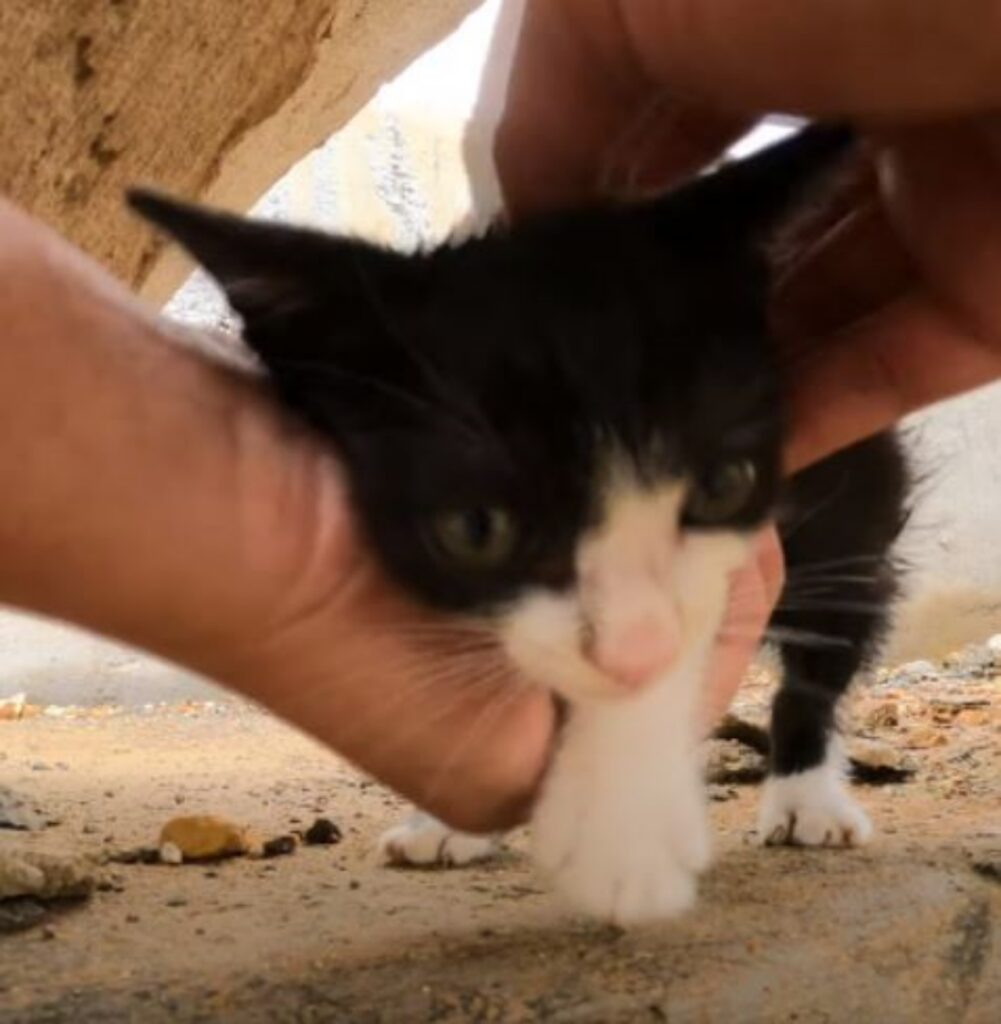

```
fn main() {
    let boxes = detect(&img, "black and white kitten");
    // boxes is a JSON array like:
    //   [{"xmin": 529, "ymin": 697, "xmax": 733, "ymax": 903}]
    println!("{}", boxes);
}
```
[{"xmin": 130, "ymin": 125, "xmax": 908, "ymax": 924}]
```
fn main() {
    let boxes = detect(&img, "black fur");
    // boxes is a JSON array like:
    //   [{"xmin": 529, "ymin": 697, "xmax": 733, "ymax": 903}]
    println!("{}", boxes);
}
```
[{"xmin": 129, "ymin": 123, "xmax": 908, "ymax": 781}]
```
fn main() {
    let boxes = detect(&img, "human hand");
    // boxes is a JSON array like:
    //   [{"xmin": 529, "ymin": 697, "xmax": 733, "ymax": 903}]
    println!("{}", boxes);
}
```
[
  {"xmin": 703, "ymin": 528, "xmax": 784, "ymax": 732},
  {"xmin": 497, "ymin": 0, "xmax": 1001, "ymax": 471}
]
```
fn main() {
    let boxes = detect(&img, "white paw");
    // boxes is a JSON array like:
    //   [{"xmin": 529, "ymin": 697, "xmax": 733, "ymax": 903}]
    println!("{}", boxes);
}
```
[
  {"xmin": 378, "ymin": 812, "xmax": 500, "ymax": 868},
  {"xmin": 758, "ymin": 751, "xmax": 873, "ymax": 848},
  {"xmin": 532, "ymin": 746, "xmax": 709, "ymax": 925}
]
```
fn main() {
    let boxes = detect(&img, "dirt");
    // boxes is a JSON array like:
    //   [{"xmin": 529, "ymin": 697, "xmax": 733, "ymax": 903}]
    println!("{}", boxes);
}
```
[{"xmin": 0, "ymin": 665, "xmax": 999, "ymax": 1023}]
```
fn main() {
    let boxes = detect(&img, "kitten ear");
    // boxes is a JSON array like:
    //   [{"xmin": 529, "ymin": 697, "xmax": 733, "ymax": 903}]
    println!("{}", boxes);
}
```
[
  {"xmin": 128, "ymin": 189, "xmax": 310, "ymax": 322},
  {"xmin": 127, "ymin": 189, "xmax": 419, "ymax": 334},
  {"xmin": 128, "ymin": 189, "xmax": 443, "ymax": 433},
  {"xmin": 654, "ymin": 123, "xmax": 854, "ymax": 243}
]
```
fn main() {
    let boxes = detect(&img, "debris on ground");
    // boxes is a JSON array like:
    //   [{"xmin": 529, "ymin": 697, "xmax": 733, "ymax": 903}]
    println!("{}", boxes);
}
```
[
  {"xmin": 708, "ymin": 719, "xmax": 918, "ymax": 786},
  {"xmin": 844, "ymin": 738, "xmax": 918, "ymax": 785},
  {"xmin": 0, "ymin": 693, "xmax": 30, "ymax": 721},
  {"xmin": 0, "ymin": 896, "xmax": 52, "ymax": 934},
  {"xmin": 712, "ymin": 713, "xmax": 770, "ymax": 755},
  {"xmin": 303, "ymin": 818, "xmax": 342, "ymax": 846},
  {"xmin": 0, "ymin": 638, "xmax": 998, "ymax": 1020},
  {"xmin": 0, "ymin": 849, "xmax": 100, "ymax": 901},
  {"xmin": 158, "ymin": 815, "xmax": 259, "ymax": 863},
  {"xmin": 262, "ymin": 835, "xmax": 298, "ymax": 858},
  {"xmin": 0, "ymin": 786, "xmax": 48, "ymax": 831},
  {"xmin": 971, "ymin": 855, "xmax": 1001, "ymax": 885},
  {"xmin": 704, "ymin": 739, "xmax": 767, "ymax": 785},
  {"xmin": 108, "ymin": 846, "xmax": 162, "ymax": 866},
  {"xmin": 105, "ymin": 814, "xmax": 343, "ymax": 867}
]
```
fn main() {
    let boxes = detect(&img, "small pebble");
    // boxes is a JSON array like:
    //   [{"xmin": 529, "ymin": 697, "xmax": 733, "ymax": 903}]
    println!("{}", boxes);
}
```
[
  {"xmin": 159, "ymin": 842, "xmax": 183, "ymax": 866},
  {"xmin": 892, "ymin": 660, "xmax": 936, "ymax": 684},
  {"xmin": 304, "ymin": 818, "xmax": 342, "ymax": 846},
  {"xmin": 262, "ymin": 835, "xmax": 297, "ymax": 858}
]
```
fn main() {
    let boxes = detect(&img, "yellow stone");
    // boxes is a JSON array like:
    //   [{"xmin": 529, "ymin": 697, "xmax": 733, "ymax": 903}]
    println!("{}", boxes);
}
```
[{"xmin": 158, "ymin": 815, "xmax": 254, "ymax": 862}]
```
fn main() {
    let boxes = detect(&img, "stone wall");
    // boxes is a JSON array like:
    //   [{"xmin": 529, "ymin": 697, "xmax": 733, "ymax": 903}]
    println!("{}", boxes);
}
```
[{"xmin": 0, "ymin": 0, "xmax": 476, "ymax": 300}]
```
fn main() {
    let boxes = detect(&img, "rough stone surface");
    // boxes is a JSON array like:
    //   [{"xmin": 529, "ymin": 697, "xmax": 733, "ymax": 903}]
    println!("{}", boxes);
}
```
[
  {"xmin": 0, "ymin": 0, "xmax": 476, "ymax": 300},
  {"xmin": 0, "ymin": 786, "xmax": 47, "ymax": 831},
  {"xmin": 0, "ymin": 848, "xmax": 98, "ymax": 900}
]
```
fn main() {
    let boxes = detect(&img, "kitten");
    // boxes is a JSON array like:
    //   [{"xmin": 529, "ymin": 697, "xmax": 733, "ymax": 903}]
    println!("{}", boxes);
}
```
[{"xmin": 129, "ymin": 124, "xmax": 909, "ymax": 924}]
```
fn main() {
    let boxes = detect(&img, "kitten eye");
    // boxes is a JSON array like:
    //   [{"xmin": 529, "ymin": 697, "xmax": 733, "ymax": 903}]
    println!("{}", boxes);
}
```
[
  {"xmin": 428, "ymin": 507, "xmax": 518, "ymax": 569},
  {"xmin": 684, "ymin": 459, "xmax": 758, "ymax": 525}
]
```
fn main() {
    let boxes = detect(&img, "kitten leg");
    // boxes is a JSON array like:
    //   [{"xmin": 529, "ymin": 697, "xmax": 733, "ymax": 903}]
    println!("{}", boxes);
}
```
[
  {"xmin": 763, "ymin": 431, "xmax": 904, "ymax": 847},
  {"xmin": 378, "ymin": 811, "xmax": 501, "ymax": 868},
  {"xmin": 759, "ymin": 648, "xmax": 872, "ymax": 848},
  {"xmin": 759, "ymin": 732, "xmax": 872, "ymax": 847},
  {"xmin": 531, "ymin": 650, "xmax": 711, "ymax": 925}
]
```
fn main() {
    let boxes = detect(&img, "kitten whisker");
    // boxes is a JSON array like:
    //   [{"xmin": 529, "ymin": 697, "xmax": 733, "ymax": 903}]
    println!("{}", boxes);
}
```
[
  {"xmin": 360, "ymin": 667, "xmax": 521, "ymax": 768},
  {"xmin": 422, "ymin": 683, "xmax": 525, "ymax": 804},
  {"xmin": 784, "ymin": 554, "xmax": 887, "ymax": 574},
  {"xmin": 718, "ymin": 624, "xmax": 853, "ymax": 649},
  {"xmin": 774, "ymin": 598, "xmax": 887, "ymax": 615}
]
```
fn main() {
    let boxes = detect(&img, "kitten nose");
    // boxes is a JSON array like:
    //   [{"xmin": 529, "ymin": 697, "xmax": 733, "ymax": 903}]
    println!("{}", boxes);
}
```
[{"xmin": 589, "ymin": 617, "xmax": 679, "ymax": 690}]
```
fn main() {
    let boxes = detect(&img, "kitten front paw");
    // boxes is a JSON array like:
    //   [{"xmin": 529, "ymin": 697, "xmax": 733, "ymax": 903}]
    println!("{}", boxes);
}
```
[
  {"xmin": 758, "ymin": 767, "xmax": 873, "ymax": 848},
  {"xmin": 378, "ymin": 812, "xmax": 500, "ymax": 868},
  {"xmin": 532, "ymin": 765, "xmax": 709, "ymax": 925}
]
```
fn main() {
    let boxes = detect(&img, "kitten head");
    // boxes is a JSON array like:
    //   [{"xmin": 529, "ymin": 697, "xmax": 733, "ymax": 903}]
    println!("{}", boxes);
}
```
[{"xmin": 130, "ymin": 126, "xmax": 849, "ymax": 702}]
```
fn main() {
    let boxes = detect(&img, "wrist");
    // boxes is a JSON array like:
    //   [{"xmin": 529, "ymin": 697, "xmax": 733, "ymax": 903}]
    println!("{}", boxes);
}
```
[{"xmin": 0, "ymin": 198, "xmax": 330, "ymax": 675}]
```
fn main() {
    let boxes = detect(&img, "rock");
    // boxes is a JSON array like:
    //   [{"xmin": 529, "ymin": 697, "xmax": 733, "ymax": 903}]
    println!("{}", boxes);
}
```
[
  {"xmin": 845, "ymin": 738, "xmax": 917, "ymax": 785},
  {"xmin": 0, "ymin": 849, "xmax": 100, "ymax": 901},
  {"xmin": 705, "ymin": 739, "xmax": 768, "ymax": 785},
  {"xmin": 943, "ymin": 645, "xmax": 995, "ymax": 673},
  {"xmin": 159, "ymin": 842, "xmax": 183, "ymax": 866},
  {"xmin": 0, "ymin": 786, "xmax": 47, "ymax": 831},
  {"xmin": 985, "ymin": 634, "xmax": 1001, "ymax": 659},
  {"xmin": 303, "ymin": 818, "xmax": 342, "ymax": 846},
  {"xmin": 863, "ymin": 702, "xmax": 900, "ymax": 730},
  {"xmin": 904, "ymin": 725, "xmax": 948, "ymax": 749},
  {"xmin": 158, "ymin": 815, "xmax": 255, "ymax": 863},
  {"xmin": 971, "ymin": 855, "xmax": 1001, "ymax": 884},
  {"xmin": 262, "ymin": 835, "xmax": 297, "ymax": 858},
  {"xmin": 890, "ymin": 660, "xmax": 937, "ymax": 684},
  {"xmin": 712, "ymin": 713, "xmax": 771, "ymax": 755},
  {"xmin": 109, "ymin": 846, "xmax": 162, "ymax": 866},
  {"xmin": 0, "ymin": 897, "xmax": 49, "ymax": 934},
  {"xmin": 0, "ymin": 693, "xmax": 26, "ymax": 721}
]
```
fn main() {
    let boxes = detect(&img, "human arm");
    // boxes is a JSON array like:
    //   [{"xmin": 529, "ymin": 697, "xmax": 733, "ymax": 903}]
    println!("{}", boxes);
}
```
[{"xmin": 497, "ymin": 0, "xmax": 1001, "ymax": 471}]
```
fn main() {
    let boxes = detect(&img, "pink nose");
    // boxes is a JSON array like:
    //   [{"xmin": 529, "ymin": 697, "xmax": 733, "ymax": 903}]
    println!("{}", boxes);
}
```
[{"xmin": 589, "ymin": 618, "xmax": 679, "ymax": 689}]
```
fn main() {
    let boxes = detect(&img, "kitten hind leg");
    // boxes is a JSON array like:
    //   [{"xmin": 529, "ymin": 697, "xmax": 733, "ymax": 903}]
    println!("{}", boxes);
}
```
[
  {"xmin": 378, "ymin": 811, "xmax": 502, "ymax": 868},
  {"xmin": 759, "ymin": 643, "xmax": 872, "ymax": 848},
  {"xmin": 758, "ymin": 680, "xmax": 872, "ymax": 847},
  {"xmin": 762, "ymin": 431, "xmax": 905, "ymax": 846}
]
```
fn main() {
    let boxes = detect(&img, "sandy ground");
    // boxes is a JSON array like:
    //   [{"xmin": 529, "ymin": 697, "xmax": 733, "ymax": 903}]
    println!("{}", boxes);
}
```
[{"xmin": 1, "ymin": 664, "xmax": 999, "ymax": 1023}]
